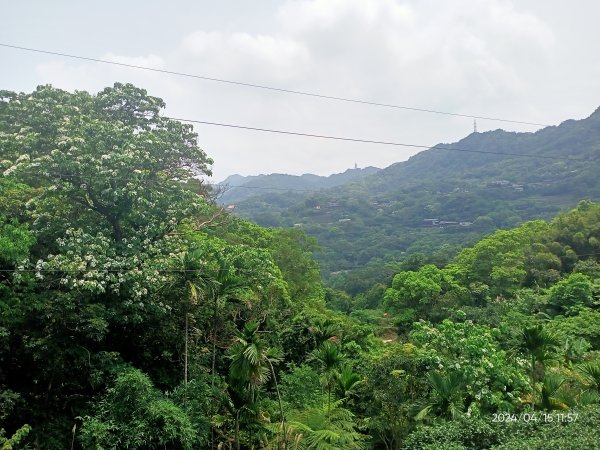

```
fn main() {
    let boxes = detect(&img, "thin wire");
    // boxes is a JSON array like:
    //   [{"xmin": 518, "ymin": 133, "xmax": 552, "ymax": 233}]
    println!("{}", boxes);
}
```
[
  {"xmin": 0, "ymin": 42, "xmax": 551, "ymax": 127},
  {"xmin": 3, "ymin": 111, "xmax": 592, "ymax": 196},
  {"xmin": 164, "ymin": 116, "xmax": 591, "ymax": 162}
]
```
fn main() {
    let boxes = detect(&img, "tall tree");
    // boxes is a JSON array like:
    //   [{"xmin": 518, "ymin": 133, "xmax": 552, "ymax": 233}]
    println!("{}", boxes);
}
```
[
  {"xmin": 521, "ymin": 324, "xmax": 560, "ymax": 385},
  {"xmin": 416, "ymin": 371, "xmax": 466, "ymax": 420},
  {"xmin": 310, "ymin": 341, "xmax": 343, "ymax": 413},
  {"xmin": 228, "ymin": 321, "xmax": 287, "ymax": 450},
  {"xmin": 0, "ymin": 83, "xmax": 213, "ymax": 245}
]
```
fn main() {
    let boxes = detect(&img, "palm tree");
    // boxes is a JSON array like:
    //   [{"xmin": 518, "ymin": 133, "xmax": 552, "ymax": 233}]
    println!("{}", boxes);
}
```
[
  {"xmin": 336, "ymin": 365, "xmax": 362, "ymax": 401},
  {"xmin": 310, "ymin": 341, "xmax": 343, "ymax": 413},
  {"xmin": 177, "ymin": 250, "xmax": 216, "ymax": 387},
  {"xmin": 520, "ymin": 324, "xmax": 560, "ymax": 386},
  {"xmin": 309, "ymin": 318, "xmax": 341, "ymax": 347},
  {"xmin": 224, "ymin": 380, "xmax": 258, "ymax": 450},
  {"xmin": 519, "ymin": 324, "xmax": 561, "ymax": 410},
  {"xmin": 574, "ymin": 361, "xmax": 600, "ymax": 406},
  {"xmin": 577, "ymin": 389, "xmax": 600, "ymax": 406},
  {"xmin": 177, "ymin": 253, "xmax": 246, "ymax": 450},
  {"xmin": 577, "ymin": 361, "xmax": 600, "ymax": 393},
  {"xmin": 538, "ymin": 373, "xmax": 569, "ymax": 411},
  {"xmin": 416, "ymin": 371, "xmax": 466, "ymax": 420},
  {"xmin": 207, "ymin": 259, "xmax": 245, "ymax": 382},
  {"xmin": 228, "ymin": 321, "xmax": 287, "ymax": 450},
  {"xmin": 284, "ymin": 397, "xmax": 366, "ymax": 450},
  {"xmin": 184, "ymin": 280, "xmax": 199, "ymax": 386}
]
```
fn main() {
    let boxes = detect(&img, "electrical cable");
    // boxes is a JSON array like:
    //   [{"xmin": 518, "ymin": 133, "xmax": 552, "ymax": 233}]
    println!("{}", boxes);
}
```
[
  {"xmin": 0, "ymin": 42, "xmax": 551, "ymax": 127},
  {"xmin": 165, "ymin": 116, "xmax": 590, "ymax": 161}
]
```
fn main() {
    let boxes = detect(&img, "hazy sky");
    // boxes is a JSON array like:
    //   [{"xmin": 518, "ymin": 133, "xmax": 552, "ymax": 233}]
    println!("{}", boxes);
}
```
[{"xmin": 2, "ymin": 0, "xmax": 599, "ymax": 182}]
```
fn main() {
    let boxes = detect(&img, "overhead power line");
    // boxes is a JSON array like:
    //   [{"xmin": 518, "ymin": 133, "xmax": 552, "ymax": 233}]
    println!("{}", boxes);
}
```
[
  {"xmin": 4, "ymin": 113, "xmax": 592, "ymax": 193},
  {"xmin": 165, "ymin": 116, "xmax": 590, "ymax": 162},
  {"xmin": 0, "ymin": 42, "xmax": 551, "ymax": 127},
  {"xmin": 2, "ymin": 112, "xmax": 592, "ymax": 194}
]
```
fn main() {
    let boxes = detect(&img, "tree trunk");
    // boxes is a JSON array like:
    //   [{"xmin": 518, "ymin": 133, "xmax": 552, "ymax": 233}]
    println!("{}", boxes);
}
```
[
  {"xmin": 268, "ymin": 359, "xmax": 287, "ymax": 450},
  {"xmin": 212, "ymin": 299, "xmax": 217, "ymax": 381},
  {"xmin": 211, "ymin": 295, "xmax": 218, "ymax": 450},
  {"xmin": 184, "ymin": 312, "xmax": 189, "ymax": 386},
  {"xmin": 235, "ymin": 410, "xmax": 241, "ymax": 450}
]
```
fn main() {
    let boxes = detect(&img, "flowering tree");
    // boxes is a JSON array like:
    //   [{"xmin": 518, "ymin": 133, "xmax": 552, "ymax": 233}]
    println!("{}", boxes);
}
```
[
  {"xmin": 0, "ymin": 84, "xmax": 292, "ymax": 447},
  {"xmin": 1, "ymin": 83, "xmax": 213, "ymax": 244}
]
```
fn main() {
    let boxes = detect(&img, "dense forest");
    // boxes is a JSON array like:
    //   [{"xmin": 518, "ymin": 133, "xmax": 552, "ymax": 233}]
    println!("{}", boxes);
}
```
[
  {"xmin": 1, "ymin": 84, "xmax": 600, "ymax": 449},
  {"xmin": 218, "ymin": 167, "xmax": 380, "ymax": 206},
  {"xmin": 231, "ymin": 109, "xmax": 600, "ymax": 295}
]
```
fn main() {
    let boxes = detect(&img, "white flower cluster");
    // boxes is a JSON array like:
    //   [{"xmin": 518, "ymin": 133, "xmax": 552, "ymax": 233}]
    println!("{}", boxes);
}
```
[{"xmin": 42, "ymin": 228, "xmax": 185, "ymax": 307}]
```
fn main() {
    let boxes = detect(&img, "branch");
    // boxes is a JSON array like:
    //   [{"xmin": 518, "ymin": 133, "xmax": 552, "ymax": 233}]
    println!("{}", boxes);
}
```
[
  {"xmin": 194, "ymin": 207, "xmax": 229, "ymax": 229},
  {"xmin": 169, "ymin": 207, "xmax": 229, "ymax": 235}
]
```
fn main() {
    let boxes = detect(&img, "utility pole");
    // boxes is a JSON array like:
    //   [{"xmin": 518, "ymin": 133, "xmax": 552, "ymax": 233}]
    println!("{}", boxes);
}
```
[{"xmin": 474, "ymin": 119, "xmax": 478, "ymax": 133}]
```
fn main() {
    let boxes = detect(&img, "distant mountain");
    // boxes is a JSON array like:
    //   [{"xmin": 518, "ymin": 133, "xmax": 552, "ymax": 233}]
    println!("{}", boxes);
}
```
[
  {"xmin": 217, "ymin": 166, "xmax": 380, "ymax": 205},
  {"xmin": 231, "ymin": 107, "xmax": 600, "ymax": 294}
]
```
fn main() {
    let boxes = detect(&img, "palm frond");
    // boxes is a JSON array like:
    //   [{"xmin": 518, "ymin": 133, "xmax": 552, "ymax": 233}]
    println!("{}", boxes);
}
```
[
  {"xmin": 336, "ymin": 366, "xmax": 363, "ymax": 399},
  {"xmin": 578, "ymin": 361, "xmax": 600, "ymax": 391},
  {"xmin": 243, "ymin": 344, "xmax": 261, "ymax": 366},
  {"xmin": 539, "ymin": 373, "xmax": 570, "ymax": 410},
  {"xmin": 284, "ymin": 397, "xmax": 367, "ymax": 449},
  {"xmin": 414, "ymin": 405, "xmax": 432, "ymax": 422},
  {"xmin": 578, "ymin": 389, "xmax": 600, "ymax": 406}
]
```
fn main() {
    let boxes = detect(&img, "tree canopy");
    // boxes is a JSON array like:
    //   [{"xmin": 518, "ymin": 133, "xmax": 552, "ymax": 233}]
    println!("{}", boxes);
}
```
[{"xmin": 1, "ymin": 84, "xmax": 600, "ymax": 449}]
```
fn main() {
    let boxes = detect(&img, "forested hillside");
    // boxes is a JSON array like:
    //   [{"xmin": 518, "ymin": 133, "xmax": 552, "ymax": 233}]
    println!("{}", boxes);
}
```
[
  {"xmin": 218, "ymin": 167, "xmax": 379, "ymax": 205},
  {"xmin": 1, "ymin": 84, "xmax": 600, "ymax": 449},
  {"xmin": 233, "ymin": 109, "xmax": 600, "ymax": 294}
]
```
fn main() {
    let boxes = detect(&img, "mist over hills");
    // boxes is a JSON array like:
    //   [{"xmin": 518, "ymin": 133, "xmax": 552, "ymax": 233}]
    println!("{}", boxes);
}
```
[
  {"xmin": 217, "ymin": 166, "xmax": 380, "ymax": 205},
  {"xmin": 229, "ymin": 107, "xmax": 600, "ymax": 293}
]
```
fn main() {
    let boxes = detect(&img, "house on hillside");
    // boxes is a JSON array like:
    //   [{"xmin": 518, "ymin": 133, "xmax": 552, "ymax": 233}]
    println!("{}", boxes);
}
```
[
  {"xmin": 423, "ymin": 219, "xmax": 440, "ymax": 226},
  {"xmin": 489, "ymin": 180, "xmax": 510, "ymax": 186}
]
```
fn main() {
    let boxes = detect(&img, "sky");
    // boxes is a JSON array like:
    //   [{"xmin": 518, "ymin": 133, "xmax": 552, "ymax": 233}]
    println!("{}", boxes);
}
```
[{"xmin": 1, "ymin": 0, "xmax": 599, "ymax": 182}]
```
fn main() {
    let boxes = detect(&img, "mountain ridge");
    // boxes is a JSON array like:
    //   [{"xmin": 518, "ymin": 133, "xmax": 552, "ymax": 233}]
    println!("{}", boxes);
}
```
[
  {"xmin": 218, "ymin": 166, "xmax": 380, "ymax": 205},
  {"xmin": 229, "ymin": 106, "xmax": 600, "ymax": 293}
]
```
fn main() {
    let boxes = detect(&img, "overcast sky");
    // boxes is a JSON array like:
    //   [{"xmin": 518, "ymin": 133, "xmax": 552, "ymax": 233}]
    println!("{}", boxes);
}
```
[{"xmin": 2, "ymin": 0, "xmax": 599, "ymax": 182}]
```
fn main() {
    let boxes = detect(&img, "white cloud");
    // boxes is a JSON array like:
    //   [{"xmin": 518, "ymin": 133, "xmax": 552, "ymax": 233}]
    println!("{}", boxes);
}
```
[
  {"xmin": 35, "ymin": 53, "xmax": 165, "ymax": 94},
  {"xmin": 28, "ymin": 0, "xmax": 577, "ymax": 181},
  {"xmin": 277, "ymin": 0, "xmax": 554, "ymax": 107},
  {"xmin": 180, "ymin": 30, "xmax": 310, "ymax": 82},
  {"xmin": 103, "ymin": 53, "xmax": 165, "ymax": 68},
  {"xmin": 279, "ymin": 0, "xmax": 415, "ymax": 34}
]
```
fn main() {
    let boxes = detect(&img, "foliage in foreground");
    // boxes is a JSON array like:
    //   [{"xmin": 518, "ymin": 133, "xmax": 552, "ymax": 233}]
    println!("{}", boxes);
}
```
[{"xmin": 1, "ymin": 84, "xmax": 600, "ymax": 449}]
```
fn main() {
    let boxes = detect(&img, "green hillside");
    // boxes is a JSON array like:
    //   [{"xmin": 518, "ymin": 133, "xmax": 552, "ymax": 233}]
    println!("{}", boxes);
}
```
[
  {"xmin": 2, "ymin": 84, "xmax": 600, "ymax": 450},
  {"xmin": 233, "ymin": 108, "xmax": 600, "ymax": 293},
  {"xmin": 218, "ymin": 166, "xmax": 380, "ymax": 205}
]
